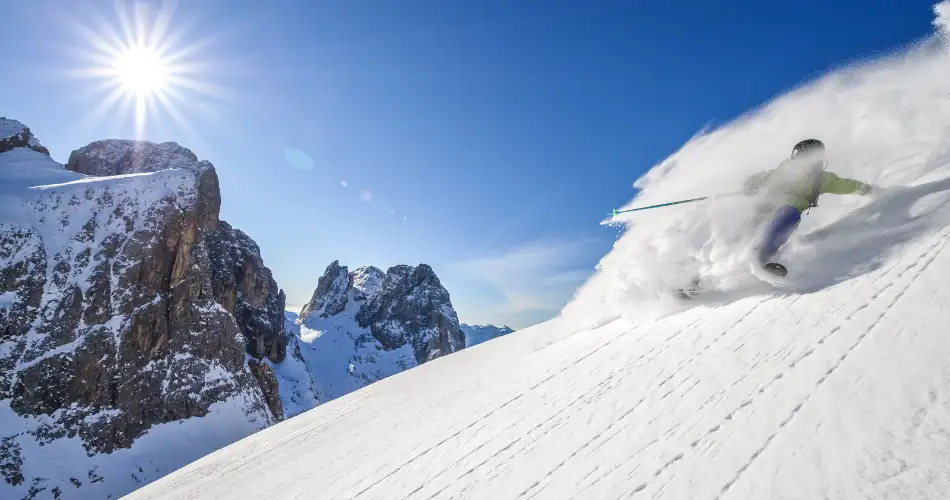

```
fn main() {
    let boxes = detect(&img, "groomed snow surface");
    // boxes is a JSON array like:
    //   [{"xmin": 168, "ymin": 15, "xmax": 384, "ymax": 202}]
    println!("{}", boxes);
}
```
[{"xmin": 128, "ymin": 8, "xmax": 950, "ymax": 500}]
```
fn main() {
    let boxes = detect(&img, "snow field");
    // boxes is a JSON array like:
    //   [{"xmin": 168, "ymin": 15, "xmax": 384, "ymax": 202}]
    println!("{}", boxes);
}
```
[{"xmin": 128, "ymin": 3, "xmax": 950, "ymax": 499}]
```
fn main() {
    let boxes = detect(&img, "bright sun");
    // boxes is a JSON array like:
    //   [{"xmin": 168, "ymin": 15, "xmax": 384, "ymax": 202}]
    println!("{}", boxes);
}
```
[
  {"xmin": 70, "ymin": 1, "xmax": 218, "ymax": 138},
  {"xmin": 112, "ymin": 46, "xmax": 169, "ymax": 98}
]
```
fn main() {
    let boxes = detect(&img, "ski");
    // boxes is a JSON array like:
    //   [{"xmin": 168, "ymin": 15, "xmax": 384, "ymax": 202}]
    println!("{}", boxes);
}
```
[{"xmin": 763, "ymin": 262, "xmax": 788, "ymax": 277}]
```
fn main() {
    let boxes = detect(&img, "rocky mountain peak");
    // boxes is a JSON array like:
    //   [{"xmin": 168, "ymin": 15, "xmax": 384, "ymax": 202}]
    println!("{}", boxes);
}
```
[
  {"xmin": 0, "ymin": 117, "xmax": 50, "ymax": 155},
  {"xmin": 65, "ymin": 139, "xmax": 207, "ymax": 176},
  {"xmin": 0, "ymin": 127, "xmax": 286, "ymax": 498},
  {"xmin": 356, "ymin": 263, "xmax": 465, "ymax": 362},
  {"xmin": 67, "ymin": 139, "xmax": 221, "ymax": 230},
  {"xmin": 280, "ymin": 261, "xmax": 467, "ymax": 413},
  {"xmin": 297, "ymin": 261, "xmax": 465, "ymax": 362},
  {"xmin": 299, "ymin": 260, "xmax": 350, "ymax": 320},
  {"xmin": 349, "ymin": 266, "xmax": 385, "ymax": 302}
]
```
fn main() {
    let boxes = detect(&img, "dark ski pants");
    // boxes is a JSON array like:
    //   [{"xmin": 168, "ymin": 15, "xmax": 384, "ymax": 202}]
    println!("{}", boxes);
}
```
[{"xmin": 756, "ymin": 205, "xmax": 802, "ymax": 264}]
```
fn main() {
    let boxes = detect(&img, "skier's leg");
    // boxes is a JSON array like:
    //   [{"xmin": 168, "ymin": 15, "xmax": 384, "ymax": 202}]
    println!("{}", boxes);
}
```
[{"xmin": 756, "ymin": 205, "xmax": 802, "ymax": 264}]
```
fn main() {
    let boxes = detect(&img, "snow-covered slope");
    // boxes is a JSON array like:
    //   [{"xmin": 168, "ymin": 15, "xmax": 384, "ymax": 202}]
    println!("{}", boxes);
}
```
[
  {"xmin": 128, "ymin": 4, "xmax": 950, "ymax": 500},
  {"xmin": 266, "ymin": 311, "xmax": 320, "ymax": 418},
  {"xmin": 461, "ymin": 323, "xmax": 515, "ymax": 347}
]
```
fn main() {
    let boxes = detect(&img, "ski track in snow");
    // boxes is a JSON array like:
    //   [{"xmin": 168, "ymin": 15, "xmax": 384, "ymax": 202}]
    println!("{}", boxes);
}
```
[
  {"xmin": 127, "ymin": 225, "xmax": 950, "ymax": 500},
  {"xmin": 131, "ymin": 219, "xmax": 950, "ymax": 493},
  {"xmin": 128, "ymin": 7, "xmax": 950, "ymax": 500}
]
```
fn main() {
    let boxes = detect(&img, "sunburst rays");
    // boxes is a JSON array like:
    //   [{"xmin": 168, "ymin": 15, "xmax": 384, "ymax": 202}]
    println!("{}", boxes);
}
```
[{"xmin": 66, "ymin": 0, "xmax": 224, "ymax": 140}]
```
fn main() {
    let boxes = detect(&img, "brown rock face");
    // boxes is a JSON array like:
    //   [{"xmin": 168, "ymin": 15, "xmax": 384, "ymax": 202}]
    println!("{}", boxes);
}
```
[
  {"xmin": 1, "ymin": 169, "xmax": 259, "ymax": 455},
  {"xmin": 0, "ymin": 135, "xmax": 289, "ymax": 496},
  {"xmin": 208, "ymin": 221, "xmax": 288, "ymax": 363},
  {"xmin": 299, "ymin": 260, "xmax": 349, "ymax": 321},
  {"xmin": 356, "ymin": 264, "xmax": 466, "ymax": 363},
  {"xmin": 66, "ymin": 139, "xmax": 202, "ymax": 176},
  {"xmin": 64, "ymin": 139, "xmax": 286, "ymax": 365},
  {"xmin": 248, "ymin": 358, "xmax": 283, "ymax": 419}
]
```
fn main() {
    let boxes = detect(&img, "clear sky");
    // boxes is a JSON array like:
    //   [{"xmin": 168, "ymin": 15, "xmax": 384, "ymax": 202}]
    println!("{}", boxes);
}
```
[{"xmin": 0, "ymin": 0, "xmax": 938, "ymax": 328}]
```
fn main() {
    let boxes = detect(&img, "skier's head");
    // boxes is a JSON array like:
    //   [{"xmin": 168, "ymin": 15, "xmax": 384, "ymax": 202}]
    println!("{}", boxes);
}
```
[{"xmin": 790, "ymin": 139, "xmax": 826, "ymax": 162}]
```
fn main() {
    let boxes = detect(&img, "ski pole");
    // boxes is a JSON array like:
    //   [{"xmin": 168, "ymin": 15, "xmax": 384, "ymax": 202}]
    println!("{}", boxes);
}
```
[{"xmin": 609, "ymin": 191, "xmax": 743, "ymax": 217}]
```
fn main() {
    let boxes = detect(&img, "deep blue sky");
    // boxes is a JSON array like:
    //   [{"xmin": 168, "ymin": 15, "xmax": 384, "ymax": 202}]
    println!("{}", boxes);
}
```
[{"xmin": 0, "ymin": 0, "xmax": 938, "ymax": 328}]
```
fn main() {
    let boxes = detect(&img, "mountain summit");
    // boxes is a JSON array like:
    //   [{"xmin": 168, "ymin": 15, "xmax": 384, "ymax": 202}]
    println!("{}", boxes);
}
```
[
  {"xmin": 0, "ymin": 122, "xmax": 287, "ymax": 499},
  {"xmin": 273, "ymin": 261, "xmax": 465, "ymax": 416}
]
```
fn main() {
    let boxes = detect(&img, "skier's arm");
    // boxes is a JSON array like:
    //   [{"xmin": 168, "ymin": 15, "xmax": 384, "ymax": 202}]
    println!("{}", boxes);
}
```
[
  {"xmin": 820, "ymin": 172, "xmax": 874, "ymax": 195},
  {"xmin": 742, "ymin": 171, "xmax": 772, "ymax": 195}
]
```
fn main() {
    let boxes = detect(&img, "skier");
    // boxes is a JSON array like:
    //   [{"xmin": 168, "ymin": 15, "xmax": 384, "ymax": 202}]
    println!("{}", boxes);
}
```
[{"xmin": 742, "ymin": 138, "xmax": 875, "ymax": 276}]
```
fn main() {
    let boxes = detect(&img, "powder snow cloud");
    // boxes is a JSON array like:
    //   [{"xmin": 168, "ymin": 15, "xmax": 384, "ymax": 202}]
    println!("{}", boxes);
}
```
[{"xmin": 936, "ymin": 1, "xmax": 950, "ymax": 36}]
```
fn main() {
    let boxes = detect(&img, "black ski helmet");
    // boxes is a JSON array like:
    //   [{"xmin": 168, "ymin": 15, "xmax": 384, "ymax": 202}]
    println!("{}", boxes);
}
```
[{"xmin": 790, "ymin": 138, "xmax": 825, "ymax": 159}]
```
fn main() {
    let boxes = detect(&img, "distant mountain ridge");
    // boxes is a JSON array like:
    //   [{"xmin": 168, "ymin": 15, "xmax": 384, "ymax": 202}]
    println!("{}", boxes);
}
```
[{"xmin": 461, "ymin": 323, "xmax": 515, "ymax": 347}]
